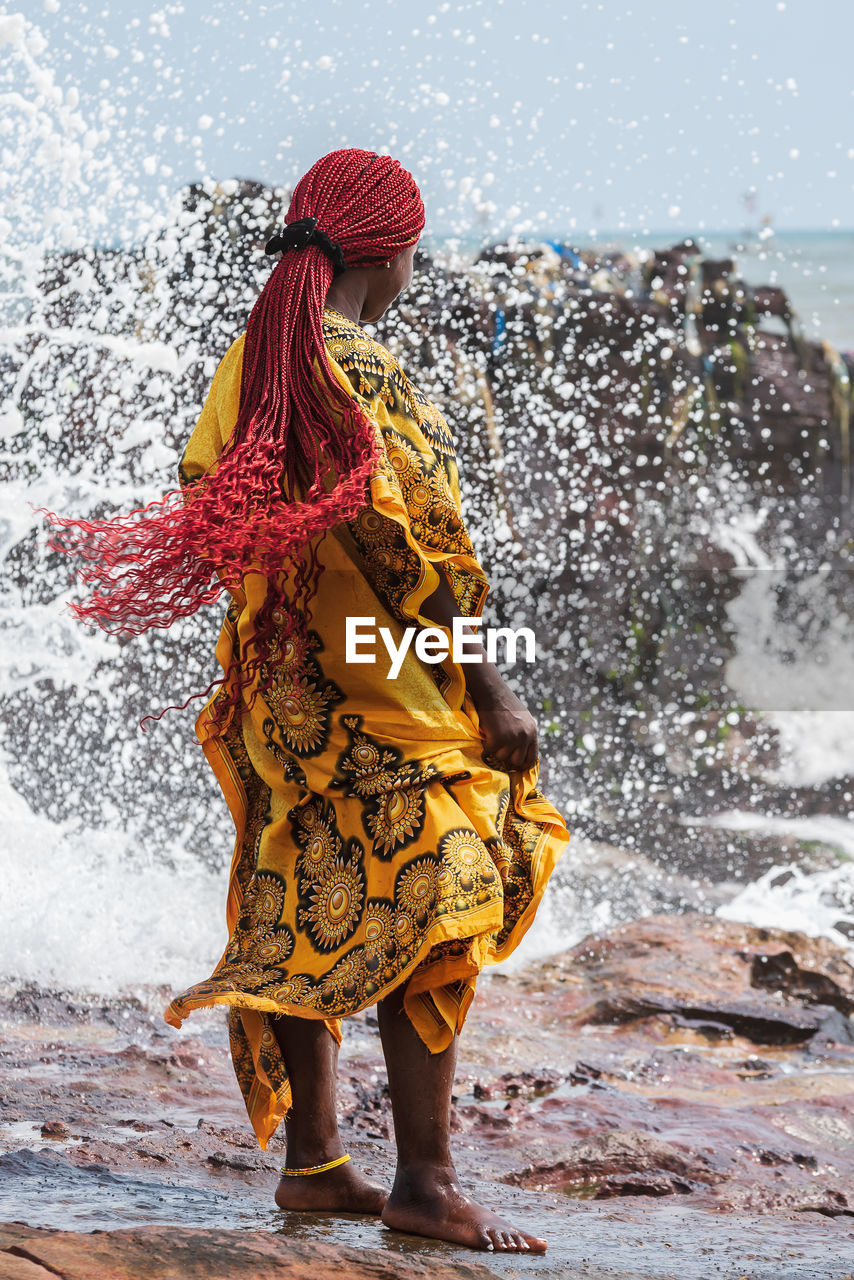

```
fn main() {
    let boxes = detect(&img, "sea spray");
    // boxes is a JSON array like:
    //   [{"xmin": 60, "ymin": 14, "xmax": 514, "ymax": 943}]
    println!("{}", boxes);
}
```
[{"xmin": 2, "ymin": 11, "xmax": 853, "ymax": 995}]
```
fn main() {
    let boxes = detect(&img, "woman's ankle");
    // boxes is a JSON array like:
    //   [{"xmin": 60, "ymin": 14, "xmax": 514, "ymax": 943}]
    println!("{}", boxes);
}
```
[
  {"xmin": 282, "ymin": 1126, "xmax": 346, "ymax": 1170},
  {"xmin": 392, "ymin": 1157, "xmax": 459, "ymax": 1189}
]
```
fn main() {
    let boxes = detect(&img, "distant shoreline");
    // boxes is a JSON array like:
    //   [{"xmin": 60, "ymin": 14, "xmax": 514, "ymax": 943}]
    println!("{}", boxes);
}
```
[{"xmin": 429, "ymin": 227, "xmax": 854, "ymax": 353}]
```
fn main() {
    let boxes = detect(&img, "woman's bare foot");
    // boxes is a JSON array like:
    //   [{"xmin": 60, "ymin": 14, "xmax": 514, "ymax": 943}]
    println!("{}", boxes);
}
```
[
  {"xmin": 274, "ymin": 1159, "xmax": 388, "ymax": 1215},
  {"xmin": 381, "ymin": 1163, "xmax": 547, "ymax": 1253}
]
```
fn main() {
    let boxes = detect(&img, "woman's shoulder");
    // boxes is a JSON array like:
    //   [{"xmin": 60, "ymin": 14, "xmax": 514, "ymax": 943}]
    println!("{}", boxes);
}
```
[
  {"xmin": 321, "ymin": 307, "xmax": 456, "ymax": 458},
  {"xmin": 321, "ymin": 306, "xmax": 398, "ymax": 396}
]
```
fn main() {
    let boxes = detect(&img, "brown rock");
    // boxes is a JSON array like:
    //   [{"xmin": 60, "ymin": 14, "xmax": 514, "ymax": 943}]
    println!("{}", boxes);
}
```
[
  {"xmin": 463, "ymin": 913, "xmax": 854, "ymax": 1214},
  {"xmin": 531, "ymin": 913, "xmax": 854, "ymax": 1046},
  {"xmin": 748, "ymin": 947, "xmax": 854, "ymax": 1015},
  {"xmin": 3, "ymin": 912, "xmax": 854, "ymax": 1241},
  {"xmin": 506, "ymin": 1128, "xmax": 720, "ymax": 1194},
  {"xmin": 0, "ymin": 1223, "xmax": 502, "ymax": 1280},
  {"xmin": 471, "ymin": 1068, "xmax": 562, "ymax": 1101},
  {"xmin": 39, "ymin": 1121, "xmax": 69, "ymax": 1140},
  {"xmin": 586, "ymin": 991, "xmax": 852, "ymax": 1044},
  {"xmin": 0, "ymin": 1250, "xmax": 51, "ymax": 1280}
]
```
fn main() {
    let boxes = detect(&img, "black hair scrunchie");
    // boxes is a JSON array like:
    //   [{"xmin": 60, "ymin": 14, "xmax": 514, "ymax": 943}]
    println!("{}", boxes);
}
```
[{"xmin": 265, "ymin": 216, "xmax": 347, "ymax": 276}]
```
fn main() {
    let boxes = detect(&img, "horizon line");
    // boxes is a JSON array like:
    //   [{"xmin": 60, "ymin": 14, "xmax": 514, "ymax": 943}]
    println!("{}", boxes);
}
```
[{"xmin": 426, "ymin": 226, "xmax": 854, "ymax": 242}]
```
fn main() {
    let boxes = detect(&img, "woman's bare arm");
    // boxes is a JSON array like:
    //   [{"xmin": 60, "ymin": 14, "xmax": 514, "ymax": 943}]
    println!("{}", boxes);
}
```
[{"xmin": 420, "ymin": 570, "xmax": 538, "ymax": 773}]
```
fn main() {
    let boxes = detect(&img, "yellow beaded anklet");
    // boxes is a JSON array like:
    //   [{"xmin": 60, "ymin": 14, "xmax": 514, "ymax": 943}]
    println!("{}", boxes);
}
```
[{"xmin": 279, "ymin": 1153, "xmax": 351, "ymax": 1177}]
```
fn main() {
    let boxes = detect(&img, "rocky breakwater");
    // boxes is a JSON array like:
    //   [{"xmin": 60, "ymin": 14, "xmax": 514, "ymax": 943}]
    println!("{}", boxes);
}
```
[
  {"xmin": 2, "ymin": 913, "xmax": 853, "ymax": 1278},
  {"xmin": 383, "ymin": 235, "xmax": 854, "ymax": 860},
  {"xmin": 8, "ymin": 186, "xmax": 853, "ymax": 882}
]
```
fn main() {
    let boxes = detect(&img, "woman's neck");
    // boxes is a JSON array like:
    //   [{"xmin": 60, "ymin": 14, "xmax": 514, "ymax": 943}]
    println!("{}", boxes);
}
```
[{"xmin": 324, "ymin": 276, "xmax": 369, "ymax": 325}]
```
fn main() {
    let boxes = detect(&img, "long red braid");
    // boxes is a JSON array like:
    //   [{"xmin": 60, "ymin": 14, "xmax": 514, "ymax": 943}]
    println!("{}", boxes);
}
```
[{"xmin": 44, "ymin": 149, "xmax": 425, "ymax": 728}]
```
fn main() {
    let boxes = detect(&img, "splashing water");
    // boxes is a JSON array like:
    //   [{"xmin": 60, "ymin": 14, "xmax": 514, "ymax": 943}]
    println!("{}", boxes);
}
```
[{"xmin": 2, "ymin": 12, "xmax": 853, "ymax": 997}]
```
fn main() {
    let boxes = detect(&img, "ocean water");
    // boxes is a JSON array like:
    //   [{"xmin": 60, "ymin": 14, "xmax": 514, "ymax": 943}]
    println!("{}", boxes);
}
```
[
  {"xmin": 695, "ymin": 230, "xmax": 854, "ymax": 355},
  {"xmin": 436, "ymin": 228, "xmax": 854, "ymax": 356},
  {"xmin": 590, "ymin": 229, "xmax": 854, "ymax": 356}
]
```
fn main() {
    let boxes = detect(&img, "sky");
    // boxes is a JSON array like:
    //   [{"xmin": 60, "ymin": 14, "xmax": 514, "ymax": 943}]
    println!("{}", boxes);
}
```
[{"xmin": 7, "ymin": 0, "xmax": 854, "ymax": 242}]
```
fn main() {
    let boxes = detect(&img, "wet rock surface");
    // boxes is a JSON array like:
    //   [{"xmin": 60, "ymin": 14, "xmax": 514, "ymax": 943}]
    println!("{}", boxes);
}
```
[
  {"xmin": 463, "ymin": 914, "xmax": 854, "ymax": 1221},
  {"xmin": 0, "ymin": 1222, "xmax": 503, "ymax": 1280},
  {"xmin": 2, "ymin": 913, "xmax": 853, "ymax": 1278}
]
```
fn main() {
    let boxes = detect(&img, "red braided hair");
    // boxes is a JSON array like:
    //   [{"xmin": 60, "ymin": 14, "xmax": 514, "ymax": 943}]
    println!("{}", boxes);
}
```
[{"xmin": 44, "ymin": 149, "xmax": 425, "ymax": 728}]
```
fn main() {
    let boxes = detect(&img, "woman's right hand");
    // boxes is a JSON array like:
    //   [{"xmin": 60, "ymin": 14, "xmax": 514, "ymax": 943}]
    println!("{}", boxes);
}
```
[{"xmin": 467, "ymin": 664, "xmax": 539, "ymax": 774}]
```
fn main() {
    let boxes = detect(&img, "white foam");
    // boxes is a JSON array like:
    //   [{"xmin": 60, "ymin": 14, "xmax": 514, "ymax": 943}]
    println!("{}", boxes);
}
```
[
  {"xmin": 770, "ymin": 710, "xmax": 854, "ymax": 788},
  {"xmin": 718, "ymin": 861, "xmax": 854, "ymax": 954},
  {"xmin": 724, "ymin": 567, "xmax": 854, "ymax": 785},
  {"xmin": 686, "ymin": 809, "xmax": 854, "ymax": 952},
  {"xmin": 711, "ymin": 506, "xmax": 854, "ymax": 787},
  {"xmin": 0, "ymin": 766, "xmax": 226, "ymax": 993}
]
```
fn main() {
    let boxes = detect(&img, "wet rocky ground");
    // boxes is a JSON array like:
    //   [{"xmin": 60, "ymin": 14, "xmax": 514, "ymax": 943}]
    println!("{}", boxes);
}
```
[{"xmin": 2, "ymin": 912, "xmax": 854, "ymax": 1279}]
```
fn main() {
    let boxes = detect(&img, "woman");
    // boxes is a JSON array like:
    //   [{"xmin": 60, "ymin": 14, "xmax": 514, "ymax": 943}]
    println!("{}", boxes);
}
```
[{"xmin": 50, "ymin": 149, "xmax": 569, "ymax": 1254}]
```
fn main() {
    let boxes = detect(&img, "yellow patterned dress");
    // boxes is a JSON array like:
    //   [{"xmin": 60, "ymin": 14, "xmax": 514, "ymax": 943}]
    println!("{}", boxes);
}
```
[{"xmin": 165, "ymin": 305, "xmax": 570, "ymax": 1148}]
